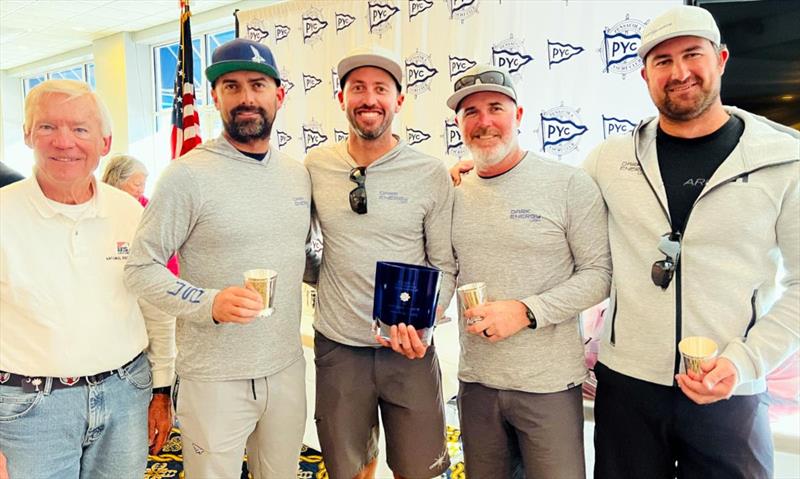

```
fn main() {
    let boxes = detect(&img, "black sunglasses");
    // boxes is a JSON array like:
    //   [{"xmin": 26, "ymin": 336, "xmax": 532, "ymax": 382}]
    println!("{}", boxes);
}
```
[
  {"xmin": 454, "ymin": 70, "xmax": 511, "ymax": 92},
  {"xmin": 651, "ymin": 232, "xmax": 681, "ymax": 289},
  {"xmin": 349, "ymin": 167, "xmax": 367, "ymax": 215}
]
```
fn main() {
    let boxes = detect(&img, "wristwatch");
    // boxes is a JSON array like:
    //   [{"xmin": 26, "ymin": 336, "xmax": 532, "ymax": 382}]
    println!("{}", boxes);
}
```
[
  {"xmin": 152, "ymin": 386, "xmax": 171, "ymax": 396},
  {"xmin": 524, "ymin": 305, "xmax": 537, "ymax": 330}
]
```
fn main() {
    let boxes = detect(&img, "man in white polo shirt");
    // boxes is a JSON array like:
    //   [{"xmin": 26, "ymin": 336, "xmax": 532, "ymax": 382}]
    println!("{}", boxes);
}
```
[{"xmin": 0, "ymin": 79, "xmax": 175, "ymax": 478}]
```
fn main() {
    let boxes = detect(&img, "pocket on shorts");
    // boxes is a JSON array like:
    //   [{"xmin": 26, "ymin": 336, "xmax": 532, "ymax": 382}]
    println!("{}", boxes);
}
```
[
  {"xmin": 120, "ymin": 354, "xmax": 153, "ymax": 390},
  {"xmin": 0, "ymin": 386, "xmax": 44, "ymax": 421},
  {"xmin": 314, "ymin": 335, "xmax": 348, "ymax": 367}
]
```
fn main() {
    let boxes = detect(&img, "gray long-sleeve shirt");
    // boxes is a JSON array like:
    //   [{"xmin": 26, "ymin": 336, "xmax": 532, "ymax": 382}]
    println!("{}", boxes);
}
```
[
  {"xmin": 124, "ymin": 136, "xmax": 311, "ymax": 381},
  {"xmin": 453, "ymin": 152, "xmax": 611, "ymax": 393},
  {"xmin": 304, "ymin": 139, "xmax": 457, "ymax": 347}
]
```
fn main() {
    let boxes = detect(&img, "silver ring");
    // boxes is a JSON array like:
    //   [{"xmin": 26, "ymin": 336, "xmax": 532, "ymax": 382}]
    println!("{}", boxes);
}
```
[{"xmin": 466, "ymin": 317, "xmax": 484, "ymax": 326}]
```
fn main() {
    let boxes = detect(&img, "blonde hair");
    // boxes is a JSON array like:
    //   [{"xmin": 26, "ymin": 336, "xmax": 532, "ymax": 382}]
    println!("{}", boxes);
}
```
[
  {"xmin": 102, "ymin": 154, "xmax": 148, "ymax": 188},
  {"xmin": 24, "ymin": 79, "xmax": 112, "ymax": 137}
]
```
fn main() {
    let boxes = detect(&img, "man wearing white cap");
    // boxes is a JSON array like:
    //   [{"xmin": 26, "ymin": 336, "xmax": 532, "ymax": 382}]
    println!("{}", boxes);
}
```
[
  {"xmin": 447, "ymin": 64, "xmax": 611, "ymax": 478},
  {"xmin": 583, "ymin": 5, "xmax": 799, "ymax": 478},
  {"xmin": 125, "ymin": 38, "xmax": 311, "ymax": 478},
  {"xmin": 304, "ymin": 46, "xmax": 456, "ymax": 478}
]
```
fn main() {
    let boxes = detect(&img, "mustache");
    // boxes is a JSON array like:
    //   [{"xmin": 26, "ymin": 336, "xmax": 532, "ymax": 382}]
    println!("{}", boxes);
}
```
[
  {"xmin": 665, "ymin": 76, "xmax": 700, "ymax": 90},
  {"xmin": 230, "ymin": 105, "xmax": 267, "ymax": 117}
]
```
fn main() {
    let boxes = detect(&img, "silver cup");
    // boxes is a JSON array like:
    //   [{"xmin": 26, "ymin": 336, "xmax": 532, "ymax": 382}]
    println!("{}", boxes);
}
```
[
  {"xmin": 243, "ymin": 269, "xmax": 278, "ymax": 317},
  {"xmin": 457, "ymin": 282, "xmax": 487, "ymax": 326},
  {"xmin": 678, "ymin": 336, "xmax": 718, "ymax": 375}
]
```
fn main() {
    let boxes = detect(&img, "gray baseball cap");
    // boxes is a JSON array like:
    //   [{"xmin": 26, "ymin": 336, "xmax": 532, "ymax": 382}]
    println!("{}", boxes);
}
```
[
  {"xmin": 337, "ymin": 45, "xmax": 403, "ymax": 91},
  {"xmin": 446, "ymin": 64, "xmax": 516, "ymax": 112},
  {"xmin": 638, "ymin": 6, "xmax": 721, "ymax": 59}
]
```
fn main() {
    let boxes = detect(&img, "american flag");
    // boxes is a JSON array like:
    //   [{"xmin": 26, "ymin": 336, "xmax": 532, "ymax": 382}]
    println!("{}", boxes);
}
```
[{"xmin": 170, "ymin": 0, "xmax": 202, "ymax": 159}]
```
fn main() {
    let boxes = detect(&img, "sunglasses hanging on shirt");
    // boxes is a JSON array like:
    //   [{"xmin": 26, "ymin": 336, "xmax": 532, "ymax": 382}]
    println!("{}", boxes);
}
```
[
  {"xmin": 651, "ymin": 232, "xmax": 681, "ymax": 289},
  {"xmin": 349, "ymin": 167, "xmax": 367, "ymax": 215}
]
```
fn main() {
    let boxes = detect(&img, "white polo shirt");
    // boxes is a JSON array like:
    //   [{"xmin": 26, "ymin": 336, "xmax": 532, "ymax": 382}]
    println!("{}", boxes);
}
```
[{"xmin": 0, "ymin": 177, "xmax": 164, "ymax": 380}]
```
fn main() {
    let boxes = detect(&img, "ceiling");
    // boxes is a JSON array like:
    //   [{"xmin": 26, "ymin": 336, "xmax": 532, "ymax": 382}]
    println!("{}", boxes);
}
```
[{"xmin": 0, "ymin": 0, "xmax": 241, "ymax": 71}]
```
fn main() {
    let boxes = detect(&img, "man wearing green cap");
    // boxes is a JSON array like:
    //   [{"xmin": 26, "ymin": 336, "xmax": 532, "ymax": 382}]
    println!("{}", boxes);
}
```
[
  {"xmin": 584, "ymin": 5, "xmax": 799, "ymax": 478},
  {"xmin": 125, "ymin": 38, "xmax": 312, "ymax": 478}
]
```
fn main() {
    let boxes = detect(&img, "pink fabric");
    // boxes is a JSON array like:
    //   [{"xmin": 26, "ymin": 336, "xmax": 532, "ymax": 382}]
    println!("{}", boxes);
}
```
[{"xmin": 138, "ymin": 196, "xmax": 180, "ymax": 277}]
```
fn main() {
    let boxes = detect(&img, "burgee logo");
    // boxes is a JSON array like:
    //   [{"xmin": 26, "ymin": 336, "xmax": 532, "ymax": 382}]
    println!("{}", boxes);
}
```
[
  {"xmin": 492, "ymin": 36, "xmax": 533, "ymax": 75},
  {"xmin": 331, "ymin": 69, "xmax": 341, "ymax": 98},
  {"xmin": 538, "ymin": 104, "xmax": 588, "ymax": 159},
  {"xmin": 303, "ymin": 122, "xmax": 329, "ymax": 153},
  {"xmin": 302, "ymin": 7, "xmax": 328, "ymax": 44},
  {"xmin": 448, "ymin": 0, "xmax": 479, "ymax": 23},
  {"xmin": 444, "ymin": 119, "xmax": 466, "ymax": 157},
  {"xmin": 600, "ymin": 15, "xmax": 645, "ymax": 77},
  {"xmin": 449, "ymin": 55, "xmax": 477, "ymax": 79},
  {"xmin": 277, "ymin": 130, "xmax": 292, "ymax": 149},
  {"xmin": 334, "ymin": 129, "xmax": 349, "ymax": 143},
  {"xmin": 368, "ymin": 1, "xmax": 399, "ymax": 35},
  {"xmin": 406, "ymin": 127, "xmax": 431, "ymax": 146},
  {"xmin": 275, "ymin": 24, "xmax": 290, "ymax": 42},
  {"xmin": 602, "ymin": 115, "xmax": 636, "ymax": 138},
  {"xmin": 409, "ymin": 0, "xmax": 433, "ymax": 20},
  {"xmin": 303, "ymin": 73, "xmax": 322, "ymax": 93},
  {"xmin": 547, "ymin": 40, "xmax": 584, "ymax": 69},
  {"xmin": 336, "ymin": 12, "xmax": 356, "ymax": 32}
]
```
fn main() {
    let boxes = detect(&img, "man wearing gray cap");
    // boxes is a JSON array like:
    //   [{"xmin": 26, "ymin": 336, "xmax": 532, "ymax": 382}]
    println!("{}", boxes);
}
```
[
  {"xmin": 125, "ymin": 38, "xmax": 311, "ymax": 478},
  {"xmin": 583, "ymin": 5, "xmax": 799, "ymax": 478},
  {"xmin": 447, "ymin": 65, "xmax": 611, "ymax": 479},
  {"xmin": 304, "ymin": 46, "xmax": 456, "ymax": 479}
]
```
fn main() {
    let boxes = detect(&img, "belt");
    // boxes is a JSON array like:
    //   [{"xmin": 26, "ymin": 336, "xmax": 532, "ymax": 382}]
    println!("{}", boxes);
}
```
[{"xmin": 0, "ymin": 352, "xmax": 143, "ymax": 393}]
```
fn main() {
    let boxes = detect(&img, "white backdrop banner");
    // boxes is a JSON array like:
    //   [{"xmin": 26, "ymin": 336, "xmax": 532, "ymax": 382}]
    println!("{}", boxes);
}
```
[{"xmin": 236, "ymin": 0, "xmax": 680, "ymax": 167}]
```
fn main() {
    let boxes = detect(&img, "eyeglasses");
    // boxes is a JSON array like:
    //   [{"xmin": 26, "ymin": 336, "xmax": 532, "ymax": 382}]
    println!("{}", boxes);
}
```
[
  {"xmin": 349, "ymin": 167, "xmax": 367, "ymax": 215},
  {"xmin": 651, "ymin": 232, "xmax": 681, "ymax": 289},
  {"xmin": 454, "ymin": 70, "xmax": 511, "ymax": 92}
]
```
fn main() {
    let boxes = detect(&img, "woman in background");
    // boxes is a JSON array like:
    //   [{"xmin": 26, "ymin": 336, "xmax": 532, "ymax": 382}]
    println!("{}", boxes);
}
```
[{"xmin": 102, "ymin": 154, "xmax": 179, "ymax": 276}]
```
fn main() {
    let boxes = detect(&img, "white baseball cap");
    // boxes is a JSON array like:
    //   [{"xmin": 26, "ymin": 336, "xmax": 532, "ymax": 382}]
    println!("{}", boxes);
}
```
[
  {"xmin": 638, "ymin": 5, "xmax": 721, "ymax": 59},
  {"xmin": 337, "ymin": 45, "xmax": 403, "ymax": 91},
  {"xmin": 446, "ymin": 64, "xmax": 517, "ymax": 112}
]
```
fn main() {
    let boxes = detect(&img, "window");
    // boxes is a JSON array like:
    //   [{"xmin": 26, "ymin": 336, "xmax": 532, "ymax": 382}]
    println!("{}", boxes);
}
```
[{"xmin": 22, "ymin": 63, "xmax": 96, "ymax": 95}]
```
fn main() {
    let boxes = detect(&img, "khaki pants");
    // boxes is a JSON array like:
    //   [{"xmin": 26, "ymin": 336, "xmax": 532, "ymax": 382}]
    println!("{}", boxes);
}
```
[{"xmin": 175, "ymin": 357, "xmax": 306, "ymax": 479}]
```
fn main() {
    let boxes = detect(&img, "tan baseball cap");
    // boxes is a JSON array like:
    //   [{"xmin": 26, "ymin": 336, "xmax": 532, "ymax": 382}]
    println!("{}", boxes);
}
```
[
  {"xmin": 638, "ymin": 5, "xmax": 721, "ymax": 59},
  {"xmin": 337, "ymin": 45, "xmax": 403, "ymax": 91},
  {"xmin": 446, "ymin": 64, "xmax": 516, "ymax": 112}
]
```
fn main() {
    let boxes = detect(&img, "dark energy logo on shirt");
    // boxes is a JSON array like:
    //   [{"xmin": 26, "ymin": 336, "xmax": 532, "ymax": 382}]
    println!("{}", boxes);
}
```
[
  {"xmin": 303, "ymin": 122, "xmax": 328, "ymax": 153},
  {"xmin": 406, "ymin": 127, "xmax": 431, "ymax": 146},
  {"xmin": 368, "ymin": 1, "xmax": 399, "ymax": 35},
  {"xmin": 302, "ymin": 8, "xmax": 328, "ymax": 44},
  {"xmin": 599, "ymin": 14, "xmax": 644, "ymax": 77},
  {"xmin": 492, "ymin": 36, "xmax": 533, "ymax": 75},
  {"xmin": 409, "ymin": 0, "xmax": 433, "ymax": 20},
  {"xmin": 405, "ymin": 50, "xmax": 438, "ymax": 97},
  {"xmin": 449, "ymin": 55, "xmax": 477, "ymax": 79},
  {"xmin": 602, "ymin": 115, "xmax": 636, "ymax": 139},
  {"xmin": 336, "ymin": 12, "xmax": 356, "ymax": 32},
  {"xmin": 444, "ymin": 119, "xmax": 466, "ymax": 158},
  {"xmin": 448, "ymin": 0, "xmax": 479, "ymax": 23},
  {"xmin": 303, "ymin": 74, "xmax": 322, "ymax": 93},
  {"xmin": 547, "ymin": 40, "xmax": 584, "ymax": 69},
  {"xmin": 277, "ymin": 130, "xmax": 292, "ymax": 149},
  {"xmin": 538, "ymin": 104, "xmax": 588, "ymax": 159}
]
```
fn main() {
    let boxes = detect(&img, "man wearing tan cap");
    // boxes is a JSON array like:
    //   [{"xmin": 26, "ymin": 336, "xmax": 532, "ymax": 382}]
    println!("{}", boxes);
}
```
[
  {"xmin": 447, "ymin": 64, "xmax": 611, "ymax": 479},
  {"xmin": 304, "ymin": 46, "xmax": 456, "ymax": 479},
  {"xmin": 583, "ymin": 5, "xmax": 799, "ymax": 478}
]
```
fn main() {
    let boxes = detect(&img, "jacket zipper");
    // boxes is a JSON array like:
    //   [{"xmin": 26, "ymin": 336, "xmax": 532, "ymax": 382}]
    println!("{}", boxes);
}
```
[
  {"xmin": 746, "ymin": 289, "xmax": 758, "ymax": 337},
  {"xmin": 610, "ymin": 288, "xmax": 618, "ymax": 346}
]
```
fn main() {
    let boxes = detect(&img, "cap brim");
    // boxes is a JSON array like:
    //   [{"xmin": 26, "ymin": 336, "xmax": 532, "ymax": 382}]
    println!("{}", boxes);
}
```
[
  {"xmin": 446, "ymin": 84, "xmax": 517, "ymax": 111},
  {"xmin": 337, "ymin": 54, "xmax": 403, "ymax": 89},
  {"xmin": 206, "ymin": 61, "xmax": 281, "ymax": 85},
  {"xmin": 638, "ymin": 31, "xmax": 719, "ymax": 59}
]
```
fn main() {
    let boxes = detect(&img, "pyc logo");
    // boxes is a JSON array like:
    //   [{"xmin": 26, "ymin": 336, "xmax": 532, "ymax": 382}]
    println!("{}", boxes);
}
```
[
  {"xmin": 600, "ymin": 15, "xmax": 644, "ymax": 77},
  {"xmin": 602, "ymin": 115, "xmax": 636, "ymax": 139},
  {"xmin": 405, "ymin": 50, "xmax": 438, "ymax": 97},
  {"xmin": 448, "ymin": 0, "xmax": 479, "ymax": 23},
  {"xmin": 406, "ymin": 127, "xmax": 431, "ymax": 146},
  {"xmin": 277, "ymin": 131, "xmax": 292, "ymax": 149},
  {"xmin": 444, "ymin": 119, "xmax": 466, "ymax": 158},
  {"xmin": 409, "ymin": 0, "xmax": 433, "ymax": 20},
  {"xmin": 331, "ymin": 69, "xmax": 341, "ymax": 99},
  {"xmin": 336, "ymin": 12, "xmax": 356, "ymax": 32},
  {"xmin": 281, "ymin": 70, "xmax": 295, "ymax": 94},
  {"xmin": 334, "ymin": 129, "xmax": 349, "ymax": 143},
  {"xmin": 246, "ymin": 22, "xmax": 269, "ymax": 42},
  {"xmin": 539, "ymin": 104, "xmax": 588, "ymax": 159},
  {"xmin": 302, "ymin": 122, "xmax": 328, "ymax": 153},
  {"xmin": 547, "ymin": 40, "xmax": 584, "ymax": 69},
  {"xmin": 368, "ymin": 2, "xmax": 400, "ymax": 35},
  {"xmin": 449, "ymin": 56, "xmax": 477, "ymax": 79},
  {"xmin": 492, "ymin": 36, "xmax": 533, "ymax": 75},
  {"xmin": 275, "ymin": 24, "xmax": 290, "ymax": 42},
  {"xmin": 303, "ymin": 74, "xmax": 322, "ymax": 93},
  {"xmin": 302, "ymin": 8, "xmax": 328, "ymax": 44}
]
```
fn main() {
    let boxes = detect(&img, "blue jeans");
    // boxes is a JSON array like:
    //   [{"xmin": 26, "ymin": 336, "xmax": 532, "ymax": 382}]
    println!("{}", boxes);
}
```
[{"xmin": 0, "ymin": 353, "xmax": 152, "ymax": 479}]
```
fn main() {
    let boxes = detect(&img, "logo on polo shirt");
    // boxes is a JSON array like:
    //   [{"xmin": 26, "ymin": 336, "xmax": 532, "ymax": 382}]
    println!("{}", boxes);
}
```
[
  {"xmin": 368, "ymin": 1, "xmax": 400, "ymax": 35},
  {"xmin": 336, "ymin": 12, "xmax": 356, "ymax": 32},
  {"xmin": 409, "ymin": 0, "xmax": 433, "ymax": 21},
  {"xmin": 619, "ymin": 160, "xmax": 642, "ymax": 174},
  {"xmin": 107, "ymin": 241, "xmax": 131, "ymax": 261},
  {"xmin": 492, "ymin": 36, "xmax": 534, "ymax": 75},
  {"xmin": 547, "ymin": 40, "xmax": 584, "ymax": 68},
  {"xmin": 602, "ymin": 115, "xmax": 636, "ymax": 138},
  {"xmin": 510, "ymin": 209, "xmax": 543, "ymax": 222},
  {"xmin": 448, "ymin": 0, "xmax": 479, "ymax": 24},
  {"xmin": 293, "ymin": 197, "xmax": 310, "ymax": 207},
  {"xmin": 378, "ymin": 191, "xmax": 409, "ymax": 204},
  {"xmin": 538, "ymin": 104, "xmax": 588, "ymax": 159},
  {"xmin": 600, "ymin": 15, "xmax": 645, "ymax": 77}
]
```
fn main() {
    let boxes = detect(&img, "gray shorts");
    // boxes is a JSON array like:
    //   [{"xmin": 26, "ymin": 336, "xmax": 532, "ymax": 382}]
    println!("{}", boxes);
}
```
[
  {"xmin": 458, "ymin": 381, "xmax": 585, "ymax": 479},
  {"xmin": 314, "ymin": 333, "xmax": 450, "ymax": 479}
]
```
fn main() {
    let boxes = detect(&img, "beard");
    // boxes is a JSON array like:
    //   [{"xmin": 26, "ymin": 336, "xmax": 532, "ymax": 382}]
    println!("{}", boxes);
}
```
[
  {"xmin": 346, "ymin": 107, "xmax": 392, "ymax": 140},
  {"xmin": 223, "ymin": 105, "xmax": 273, "ymax": 143},
  {"xmin": 465, "ymin": 130, "xmax": 517, "ymax": 171},
  {"xmin": 657, "ymin": 76, "xmax": 720, "ymax": 122}
]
